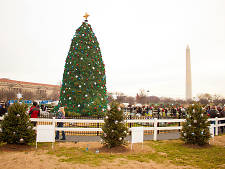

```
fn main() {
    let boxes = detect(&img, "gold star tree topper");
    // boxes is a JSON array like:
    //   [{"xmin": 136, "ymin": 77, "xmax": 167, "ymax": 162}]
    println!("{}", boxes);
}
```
[{"xmin": 83, "ymin": 12, "xmax": 90, "ymax": 20}]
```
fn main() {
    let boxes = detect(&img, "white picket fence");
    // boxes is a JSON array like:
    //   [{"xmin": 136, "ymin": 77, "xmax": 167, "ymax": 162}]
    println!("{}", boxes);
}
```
[{"xmin": 0, "ymin": 116, "xmax": 225, "ymax": 141}]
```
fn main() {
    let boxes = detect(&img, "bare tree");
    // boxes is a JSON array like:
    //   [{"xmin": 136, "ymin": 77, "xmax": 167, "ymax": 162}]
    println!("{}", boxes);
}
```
[
  {"xmin": 126, "ymin": 96, "xmax": 135, "ymax": 105},
  {"xmin": 48, "ymin": 89, "xmax": 60, "ymax": 101},
  {"xmin": 197, "ymin": 93, "xmax": 212, "ymax": 102},
  {"xmin": 221, "ymin": 99, "xmax": 225, "ymax": 105},
  {"xmin": 212, "ymin": 94, "xmax": 223, "ymax": 105},
  {"xmin": 0, "ymin": 89, "xmax": 17, "ymax": 101},
  {"xmin": 149, "ymin": 96, "xmax": 160, "ymax": 104},
  {"xmin": 160, "ymin": 97, "xmax": 175, "ymax": 104},
  {"xmin": 198, "ymin": 98, "xmax": 209, "ymax": 105},
  {"xmin": 196, "ymin": 93, "xmax": 225, "ymax": 105},
  {"xmin": 0, "ymin": 89, "xmax": 4, "ymax": 101},
  {"xmin": 136, "ymin": 89, "xmax": 147, "ymax": 104},
  {"xmin": 22, "ymin": 91, "xmax": 34, "ymax": 100},
  {"xmin": 35, "ymin": 90, "xmax": 48, "ymax": 100},
  {"xmin": 107, "ymin": 92, "xmax": 114, "ymax": 103},
  {"xmin": 175, "ymin": 99, "xmax": 185, "ymax": 104},
  {"xmin": 114, "ymin": 92, "xmax": 125, "ymax": 103}
]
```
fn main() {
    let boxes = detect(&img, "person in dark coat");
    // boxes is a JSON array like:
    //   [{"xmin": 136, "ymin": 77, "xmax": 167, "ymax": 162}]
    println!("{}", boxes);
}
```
[
  {"xmin": 41, "ymin": 104, "xmax": 44, "ymax": 111},
  {"xmin": 55, "ymin": 107, "xmax": 66, "ymax": 140},
  {"xmin": 208, "ymin": 106, "xmax": 220, "ymax": 134},
  {"xmin": 129, "ymin": 106, "xmax": 133, "ymax": 114},
  {"xmin": 146, "ymin": 106, "xmax": 150, "ymax": 114},
  {"xmin": 0, "ymin": 105, "xmax": 2, "ymax": 115},
  {"xmin": 219, "ymin": 107, "xmax": 225, "ymax": 133},
  {"xmin": 0, "ymin": 104, "xmax": 7, "ymax": 116},
  {"xmin": 208, "ymin": 106, "xmax": 220, "ymax": 118},
  {"xmin": 157, "ymin": 107, "xmax": 160, "ymax": 119},
  {"xmin": 178, "ymin": 108, "xmax": 182, "ymax": 119},
  {"xmin": 165, "ymin": 108, "xmax": 168, "ymax": 118},
  {"xmin": 137, "ymin": 107, "xmax": 142, "ymax": 115},
  {"xmin": 5, "ymin": 100, "xmax": 10, "ymax": 109},
  {"xmin": 172, "ymin": 108, "xmax": 177, "ymax": 118}
]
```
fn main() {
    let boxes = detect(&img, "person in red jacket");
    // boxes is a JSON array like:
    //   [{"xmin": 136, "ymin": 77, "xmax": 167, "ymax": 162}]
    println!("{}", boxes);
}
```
[{"xmin": 29, "ymin": 102, "xmax": 40, "ymax": 126}]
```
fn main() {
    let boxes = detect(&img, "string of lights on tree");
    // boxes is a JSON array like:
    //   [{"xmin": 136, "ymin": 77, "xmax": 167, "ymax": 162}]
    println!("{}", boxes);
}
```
[{"xmin": 59, "ymin": 13, "xmax": 107, "ymax": 116}]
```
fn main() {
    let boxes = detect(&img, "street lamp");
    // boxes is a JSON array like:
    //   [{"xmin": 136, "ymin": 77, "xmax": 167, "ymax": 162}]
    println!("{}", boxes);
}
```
[{"xmin": 147, "ymin": 90, "xmax": 150, "ymax": 105}]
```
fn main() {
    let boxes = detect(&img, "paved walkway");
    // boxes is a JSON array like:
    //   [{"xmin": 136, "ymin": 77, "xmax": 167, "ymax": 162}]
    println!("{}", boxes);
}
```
[{"xmin": 56, "ymin": 132, "xmax": 180, "ymax": 142}]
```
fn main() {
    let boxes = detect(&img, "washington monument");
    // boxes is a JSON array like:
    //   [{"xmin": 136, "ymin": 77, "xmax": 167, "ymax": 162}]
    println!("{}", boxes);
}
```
[{"xmin": 186, "ymin": 45, "xmax": 192, "ymax": 100}]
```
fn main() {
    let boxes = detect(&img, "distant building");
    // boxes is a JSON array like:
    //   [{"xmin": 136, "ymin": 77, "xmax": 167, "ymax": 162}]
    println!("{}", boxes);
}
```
[
  {"xmin": 0, "ymin": 78, "xmax": 60, "ymax": 100},
  {"xmin": 186, "ymin": 45, "xmax": 192, "ymax": 100}
]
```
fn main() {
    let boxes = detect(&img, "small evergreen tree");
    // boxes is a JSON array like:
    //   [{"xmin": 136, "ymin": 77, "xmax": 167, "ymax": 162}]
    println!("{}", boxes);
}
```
[
  {"xmin": 101, "ymin": 101, "xmax": 128, "ymax": 148},
  {"xmin": 0, "ymin": 103, "xmax": 35, "ymax": 144},
  {"xmin": 181, "ymin": 103, "xmax": 211, "ymax": 146}
]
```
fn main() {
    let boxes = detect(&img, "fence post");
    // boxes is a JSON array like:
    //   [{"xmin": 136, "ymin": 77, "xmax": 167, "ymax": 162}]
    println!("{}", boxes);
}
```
[
  {"xmin": 154, "ymin": 118, "xmax": 157, "ymax": 141},
  {"xmin": 97, "ymin": 116, "xmax": 100, "ymax": 136},
  {"xmin": 210, "ymin": 124, "xmax": 214, "ymax": 138},
  {"xmin": 53, "ymin": 117, "xmax": 56, "ymax": 132},
  {"xmin": 215, "ymin": 117, "xmax": 218, "ymax": 136},
  {"xmin": 129, "ymin": 115, "xmax": 132, "ymax": 135}
]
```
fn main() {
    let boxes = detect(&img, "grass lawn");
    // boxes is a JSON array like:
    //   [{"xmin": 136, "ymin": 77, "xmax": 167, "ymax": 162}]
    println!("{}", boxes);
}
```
[
  {"xmin": 46, "ymin": 139, "xmax": 225, "ymax": 169},
  {"xmin": 1, "ymin": 135, "xmax": 225, "ymax": 169},
  {"xmin": 149, "ymin": 140, "xmax": 225, "ymax": 168}
]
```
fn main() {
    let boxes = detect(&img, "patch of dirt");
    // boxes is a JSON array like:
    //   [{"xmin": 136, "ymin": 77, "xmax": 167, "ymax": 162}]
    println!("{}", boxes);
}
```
[
  {"xmin": 0, "ymin": 149, "xmax": 186, "ymax": 169},
  {"xmin": 0, "ymin": 144, "xmax": 34, "ymax": 152},
  {"xmin": 183, "ymin": 143, "xmax": 212, "ymax": 149},
  {"xmin": 0, "ymin": 142, "xmax": 182, "ymax": 169},
  {"xmin": 1, "ymin": 135, "xmax": 224, "ymax": 169},
  {"xmin": 210, "ymin": 134, "xmax": 225, "ymax": 146},
  {"xmin": 180, "ymin": 134, "xmax": 225, "ymax": 148},
  {"xmin": 58, "ymin": 142, "xmax": 155, "ymax": 154},
  {"xmin": 101, "ymin": 158, "xmax": 189, "ymax": 169},
  {"xmin": 0, "ymin": 148, "xmax": 75, "ymax": 169}
]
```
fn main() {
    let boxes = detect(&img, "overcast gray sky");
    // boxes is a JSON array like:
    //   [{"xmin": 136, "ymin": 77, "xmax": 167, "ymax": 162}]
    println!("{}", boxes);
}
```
[{"xmin": 0, "ymin": 0, "xmax": 225, "ymax": 99}]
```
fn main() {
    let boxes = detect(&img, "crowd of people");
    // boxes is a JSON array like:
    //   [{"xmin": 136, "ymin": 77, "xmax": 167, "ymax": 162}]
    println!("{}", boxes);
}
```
[
  {"xmin": 28, "ymin": 102, "xmax": 66, "ymax": 140},
  {"xmin": 123, "ymin": 104, "xmax": 225, "ymax": 133},
  {"xmin": 207, "ymin": 105, "xmax": 225, "ymax": 133},
  {"xmin": 0, "ymin": 102, "xmax": 225, "ymax": 135},
  {"xmin": 125, "ymin": 105, "xmax": 186, "ymax": 118},
  {"xmin": 124, "ymin": 104, "xmax": 225, "ymax": 118}
]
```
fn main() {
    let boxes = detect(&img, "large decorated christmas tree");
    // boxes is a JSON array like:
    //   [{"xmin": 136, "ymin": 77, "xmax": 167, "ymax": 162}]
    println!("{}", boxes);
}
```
[{"xmin": 59, "ymin": 13, "xmax": 107, "ymax": 116}]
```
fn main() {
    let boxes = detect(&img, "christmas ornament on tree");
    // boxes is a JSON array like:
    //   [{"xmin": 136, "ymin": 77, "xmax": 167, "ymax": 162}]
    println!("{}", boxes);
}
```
[
  {"xmin": 0, "ymin": 103, "xmax": 36, "ymax": 144},
  {"xmin": 101, "ymin": 101, "xmax": 128, "ymax": 148},
  {"xmin": 20, "ymin": 138, "xmax": 24, "ymax": 143},
  {"xmin": 59, "ymin": 13, "xmax": 107, "ymax": 116},
  {"xmin": 181, "ymin": 103, "xmax": 211, "ymax": 146}
]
